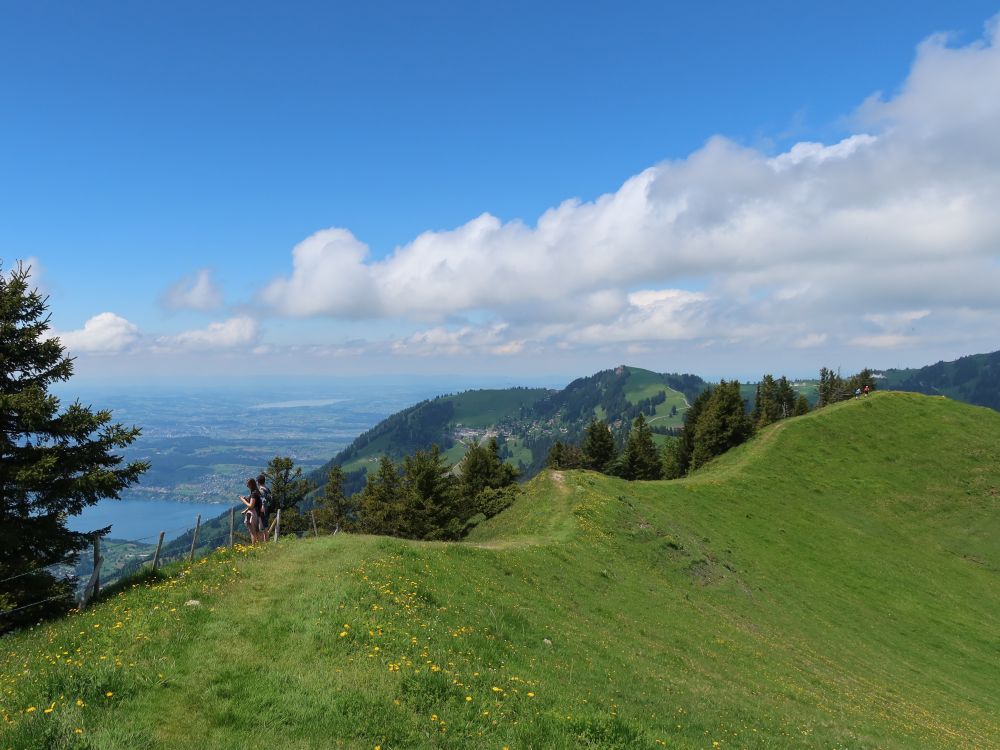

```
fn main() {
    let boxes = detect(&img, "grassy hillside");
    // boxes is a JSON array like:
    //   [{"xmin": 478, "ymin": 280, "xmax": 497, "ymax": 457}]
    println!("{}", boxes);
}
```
[
  {"xmin": 4, "ymin": 392, "xmax": 999, "ymax": 749},
  {"xmin": 623, "ymin": 367, "xmax": 690, "ymax": 430},
  {"xmin": 881, "ymin": 349, "xmax": 1000, "ymax": 411},
  {"xmin": 310, "ymin": 388, "xmax": 550, "ymax": 484},
  {"xmin": 311, "ymin": 368, "xmax": 705, "ymax": 494}
]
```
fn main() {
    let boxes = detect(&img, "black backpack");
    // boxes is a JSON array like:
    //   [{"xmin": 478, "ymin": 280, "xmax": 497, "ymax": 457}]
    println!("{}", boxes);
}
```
[{"xmin": 259, "ymin": 485, "xmax": 273, "ymax": 515}]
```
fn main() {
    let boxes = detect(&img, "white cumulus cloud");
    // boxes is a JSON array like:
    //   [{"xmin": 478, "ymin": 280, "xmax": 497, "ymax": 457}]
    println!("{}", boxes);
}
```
[
  {"xmin": 56, "ymin": 313, "xmax": 139, "ymax": 353},
  {"xmin": 258, "ymin": 15, "xmax": 1000, "ymax": 362}
]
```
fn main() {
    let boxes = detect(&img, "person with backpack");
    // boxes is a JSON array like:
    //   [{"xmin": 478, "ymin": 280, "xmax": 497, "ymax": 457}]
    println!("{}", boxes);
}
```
[
  {"xmin": 239, "ymin": 477, "xmax": 265, "ymax": 544},
  {"xmin": 257, "ymin": 473, "xmax": 273, "ymax": 542}
]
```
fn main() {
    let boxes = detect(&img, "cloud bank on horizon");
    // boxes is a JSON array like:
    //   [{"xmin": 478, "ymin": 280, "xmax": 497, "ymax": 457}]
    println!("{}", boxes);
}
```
[{"xmin": 58, "ymin": 17, "xmax": 1000, "ymax": 373}]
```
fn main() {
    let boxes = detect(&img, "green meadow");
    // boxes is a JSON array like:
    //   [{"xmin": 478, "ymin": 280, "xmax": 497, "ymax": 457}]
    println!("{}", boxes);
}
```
[{"xmin": 3, "ymin": 392, "xmax": 999, "ymax": 749}]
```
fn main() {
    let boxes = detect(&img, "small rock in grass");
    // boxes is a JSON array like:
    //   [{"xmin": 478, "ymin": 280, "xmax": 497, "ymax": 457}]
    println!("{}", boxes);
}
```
[
  {"xmin": 543, "ymin": 638, "xmax": 552, "ymax": 646},
  {"xmin": 184, "ymin": 599, "xmax": 201, "ymax": 607}
]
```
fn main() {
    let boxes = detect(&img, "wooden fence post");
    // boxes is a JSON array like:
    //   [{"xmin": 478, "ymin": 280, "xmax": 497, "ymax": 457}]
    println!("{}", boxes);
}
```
[
  {"xmin": 189, "ymin": 514, "xmax": 201, "ymax": 563},
  {"xmin": 274, "ymin": 508, "xmax": 281, "ymax": 541},
  {"xmin": 311, "ymin": 509, "xmax": 319, "ymax": 537},
  {"xmin": 229, "ymin": 507, "xmax": 236, "ymax": 548},
  {"xmin": 79, "ymin": 534, "xmax": 104, "ymax": 610},
  {"xmin": 93, "ymin": 534, "xmax": 101, "ymax": 599},
  {"xmin": 151, "ymin": 531, "xmax": 165, "ymax": 571}
]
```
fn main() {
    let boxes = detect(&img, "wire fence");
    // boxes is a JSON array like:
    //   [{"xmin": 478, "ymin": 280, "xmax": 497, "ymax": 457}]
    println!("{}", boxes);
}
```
[
  {"xmin": 2, "ymin": 508, "xmax": 236, "ymax": 620},
  {"xmin": 2, "ymin": 506, "xmax": 339, "ymax": 622},
  {"xmin": 0, "ymin": 560, "xmax": 75, "ymax": 586},
  {"xmin": 0, "ymin": 518, "xmax": 203, "ymax": 590}
]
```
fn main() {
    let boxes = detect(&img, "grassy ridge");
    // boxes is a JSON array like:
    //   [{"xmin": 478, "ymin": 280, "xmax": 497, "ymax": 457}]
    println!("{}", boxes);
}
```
[
  {"xmin": 319, "ymin": 368, "xmax": 702, "ymax": 488},
  {"xmin": 3, "ymin": 393, "xmax": 999, "ymax": 749}
]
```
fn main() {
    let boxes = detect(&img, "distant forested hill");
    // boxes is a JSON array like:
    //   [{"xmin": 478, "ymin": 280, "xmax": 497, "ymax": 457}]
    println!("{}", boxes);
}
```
[
  {"xmin": 308, "ymin": 366, "xmax": 707, "ymax": 494},
  {"xmin": 880, "ymin": 350, "xmax": 1000, "ymax": 411}
]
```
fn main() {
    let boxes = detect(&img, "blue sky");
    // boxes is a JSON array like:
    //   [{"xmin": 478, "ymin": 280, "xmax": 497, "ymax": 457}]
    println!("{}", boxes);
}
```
[{"xmin": 3, "ymin": 2, "xmax": 1000, "ymax": 380}]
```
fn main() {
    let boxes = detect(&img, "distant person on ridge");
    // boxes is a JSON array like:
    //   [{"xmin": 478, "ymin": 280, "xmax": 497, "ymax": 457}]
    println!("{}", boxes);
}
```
[
  {"xmin": 855, "ymin": 387, "xmax": 862, "ymax": 399},
  {"xmin": 863, "ymin": 384, "xmax": 871, "ymax": 396},
  {"xmin": 257, "ymin": 473, "xmax": 273, "ymax": 542},
  {"xmin": 240, "ymin": 477, "xmax": 265, "ymax": 544}
]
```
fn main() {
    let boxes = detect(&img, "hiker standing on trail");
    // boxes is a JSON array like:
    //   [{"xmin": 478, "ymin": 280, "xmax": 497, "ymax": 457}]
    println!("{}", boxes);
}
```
[
  {"xmin": 257, "ymin": 473, "xmax": 273, "ymax": 542},
  {"xmin": 240, "ymin": 477, "xmax": 265, "ymax": 544},
  {"xmin": 855, "ymin": 387, "xmax": 862, "ymax": 399},
  {"xmin": 863, "ymin": 384, "xmax": 871, "ymax": 396}
]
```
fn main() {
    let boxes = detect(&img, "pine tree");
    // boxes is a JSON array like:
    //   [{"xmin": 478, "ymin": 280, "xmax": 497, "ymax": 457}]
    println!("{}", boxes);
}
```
[
  {"xmin": 462, "ymin": 438, "xmax": 517, "ymax": 497},
  {"xmin": 400, "ymin": 445, "xmax": 457, "ymax": 539},
  {"xmin": 756, "ymin": 374, "xmax": 779, "ymax": 426},
  {"xmin": 314, "ymin": 465, "xmax": 353, "ymax": 531},
  {"xmin": 359, "ymin": 456, "xmax": 404, "ymax": 536},
  {"xmin": 754, "ymin": 374, "xmax": 798, "ymax": 427},
  {"xmin": 674, "ymin": 388, "xmax": 712, "ymax": 477},
  {"xmin": 620, "ymin": 413, "xmax": 661, "ymax": 480},
  {"xmin": 691, "ymin": 380, "xmax": 754, "ymax": 470},
  {"xmin": 776, "ymin": 376, "xmax": 796, "ymax": 418},
  {"xmin": 581, "ymin": 418, "xmax": 616, "ymax": 472},
  {"xmin": 265, "ymin": 456, "xmax": 316, "ymax": 513},
  {"xmin": 818, "ymin": 367, "xmax": 831, "ymax": 407},
  {"xmin": 0, "ymin": 264, "xmax": 147, "ymax": 629},
  {"xmin": 660, "ymin": 438, "xmax": 683, "ymax": 479},
  {"xmin": 460, "ymin": 438, "xmax": 519, "ymax": 522}
]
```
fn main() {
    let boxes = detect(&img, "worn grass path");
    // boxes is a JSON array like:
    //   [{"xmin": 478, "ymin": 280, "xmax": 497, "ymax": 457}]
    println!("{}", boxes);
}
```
[{"xmin": 3, "ymin": 393, "xmax": 1000, "ymax": 749}]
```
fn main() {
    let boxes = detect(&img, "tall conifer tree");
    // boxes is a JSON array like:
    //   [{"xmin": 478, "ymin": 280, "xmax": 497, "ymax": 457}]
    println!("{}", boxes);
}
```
[
  {"xmin": 359, "ymin": 456, "xmax": 404, "ymax": 536},
  {"xmin": 621, "ymin": 413, "xmax": 661, "ymax": 480},
  {"xmin": 265, "ymin": 456, "xmax": 316, "ymax": 513},
  {"xmin": 691, "ymin": 380, "xmax": 754, "ymax": 470},
  {"xmin": 674, "ymin": 388, "xmax": 712, "ymax": 476},
  {"xmin": 0, "ymin": 264, "xmax": 147, "ymax": 628},
  {"xmin": 581, "ymin": 418, "xmax": 616, "ymax": 472},
  {"xmin": 401, "ymin": 445, "xmax": 456, "ymax": 539},
  {"xmin": 314, "ymin": 465, "xmax": 353, "ymax": 531}
]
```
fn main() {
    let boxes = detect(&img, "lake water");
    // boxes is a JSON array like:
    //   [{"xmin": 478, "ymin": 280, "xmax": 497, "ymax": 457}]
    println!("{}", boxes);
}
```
[
  {"xmin": 68, "ymin": 498, "xmax": 239, "ymax": 543},
  {"xmin": 250, "ymin": 398, "xmax": 347, "ymax": 409}
]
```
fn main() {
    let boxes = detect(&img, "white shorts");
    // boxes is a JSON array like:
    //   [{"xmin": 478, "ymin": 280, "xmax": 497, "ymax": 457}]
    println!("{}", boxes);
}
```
[{"xmin": 244, "ymin": 509, "xmax": 261, "ymax": 532}]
